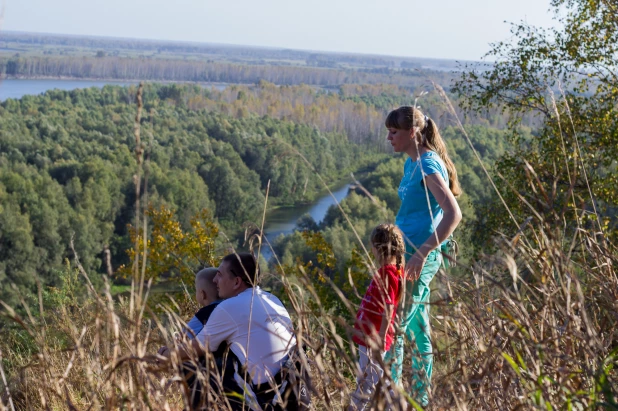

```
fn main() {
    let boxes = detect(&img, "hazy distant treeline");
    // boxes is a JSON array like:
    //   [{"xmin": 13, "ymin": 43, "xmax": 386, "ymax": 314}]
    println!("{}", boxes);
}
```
[
  {"xmin": 0, "ymin": 55, "xmax": 454, "ymax": 88},
  {"xmin": 2, "ymin": 31, "xmax": 465, "ymax": 70}
]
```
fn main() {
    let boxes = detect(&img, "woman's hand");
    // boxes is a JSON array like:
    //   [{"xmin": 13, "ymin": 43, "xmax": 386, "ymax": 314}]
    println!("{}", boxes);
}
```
[{"xmin": 405, "ymin": 251, "xmax": 427, "ymax": 281}]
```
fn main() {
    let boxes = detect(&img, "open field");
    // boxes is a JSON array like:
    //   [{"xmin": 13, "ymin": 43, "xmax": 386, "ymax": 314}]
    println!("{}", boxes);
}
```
[{"xmin": 0, "ymin": 31, "xmax": 473, "ymax": 72}]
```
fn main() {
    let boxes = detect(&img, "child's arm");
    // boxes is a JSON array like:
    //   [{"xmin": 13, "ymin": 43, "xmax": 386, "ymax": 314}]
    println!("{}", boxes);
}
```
[
  {"xmin": 185, "ymin": 314, "xmax": 204, "ymax": 339},
  {"xmin": 374, "ymin": 303, "xmax": 394, "ymax": 361}
]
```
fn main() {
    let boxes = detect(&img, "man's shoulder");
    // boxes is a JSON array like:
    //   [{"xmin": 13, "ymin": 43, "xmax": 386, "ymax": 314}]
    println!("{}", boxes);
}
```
[
  {"xmin": 212, "ymin": 289, "xmax": 254, "ymax": 313},
  {"xmin": 216, "ymin": 287, "xmax": 288, "ymax": 310},
  {"xmin": 255, "ymin": 288, "xmax": 289, "ymax": 310},
  {"xmin": 220, "ymin": 287, "xmax": 289, "ymax": 314},
  {"xmin": 254, "ymin": 287, "xmax": 283, "ymax": 302}
]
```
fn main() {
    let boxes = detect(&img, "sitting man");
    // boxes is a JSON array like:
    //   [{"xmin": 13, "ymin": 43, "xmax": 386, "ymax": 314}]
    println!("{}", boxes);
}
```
[
  {"xmin": 160, "ymin": 253, "xmax": 310, "ymax": 410},
  {"xmin": 203, "ymin": 252, "xmax": 309, "ymax": 410}
]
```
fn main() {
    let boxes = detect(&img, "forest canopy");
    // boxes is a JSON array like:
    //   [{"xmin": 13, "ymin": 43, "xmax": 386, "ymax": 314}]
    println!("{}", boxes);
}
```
[
  {"xmin": 0, "ymin": 82, "xmax": 512, "ymax": 306},
  {"xmin": 0, "ymin": 84, "xmax": 365, "ymax": 305}
]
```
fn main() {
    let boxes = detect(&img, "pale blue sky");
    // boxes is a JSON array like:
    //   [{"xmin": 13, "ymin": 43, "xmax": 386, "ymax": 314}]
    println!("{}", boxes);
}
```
[{"xmin": 2, "ymin": 0, "xmax": 557, "ymax": 61}]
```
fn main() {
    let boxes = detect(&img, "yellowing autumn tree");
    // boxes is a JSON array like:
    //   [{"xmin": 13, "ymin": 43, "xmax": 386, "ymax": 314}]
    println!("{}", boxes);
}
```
[{"xmin": 118, "ymin": 205, "xmax": 218, "ymax": 285}]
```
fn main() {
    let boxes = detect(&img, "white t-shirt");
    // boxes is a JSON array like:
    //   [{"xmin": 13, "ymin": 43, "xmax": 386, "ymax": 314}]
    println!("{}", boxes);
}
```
[{"xmin": 198, "ymin": 287, "xmax": 296, "ymax": 385}]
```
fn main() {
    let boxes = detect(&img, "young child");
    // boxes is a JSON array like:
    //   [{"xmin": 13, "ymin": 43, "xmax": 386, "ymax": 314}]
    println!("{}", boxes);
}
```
[
  {"xmin": 184, "ymin": 267, "xmax": 221, "ymax": 339},
  {"xmin": 349, "ymin": 224, "xmax": 405, "ymax": 411},
  {"xmin": 157, "ymin": 267, "xmax": 222, "ymax": 409},
  {"xmin": 158, "ymin": 267, "xmax": 220, "ymax": 355}
]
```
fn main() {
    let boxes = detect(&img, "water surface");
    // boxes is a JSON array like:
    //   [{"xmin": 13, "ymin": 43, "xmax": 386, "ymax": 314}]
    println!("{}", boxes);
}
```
[
  {"xmin": 0, "ymin": 79, "xmax": 137, "ymax": 100},
  {"xmin": 0, "ymin": 79, "xmax": 228, "ymax": 101},
  {"xmin": 260, "ymin": 183, "xmax": 351, "ymax": 262}
]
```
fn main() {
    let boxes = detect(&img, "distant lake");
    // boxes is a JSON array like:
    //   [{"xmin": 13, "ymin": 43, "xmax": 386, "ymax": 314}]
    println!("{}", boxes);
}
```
[
  {"xmin": 0, "ymin": 79, "xmax": 137, "ymax": 101},
  {"xmin": 0, "ymin": 79, "xmax": 229, "ymax": 101}
]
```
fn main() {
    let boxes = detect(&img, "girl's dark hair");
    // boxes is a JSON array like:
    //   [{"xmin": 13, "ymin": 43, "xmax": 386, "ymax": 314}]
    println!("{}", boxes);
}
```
[
  {"xmin": 385, "ymin": 106, "xmax": 462, "ymax": 197},
  {"xmin": 371, "ymin": 224, "xmax": 405, "ymax": 304},
  {"xmin": 222, "ymin": 252, "xmax": 259, "ymax": 287}
]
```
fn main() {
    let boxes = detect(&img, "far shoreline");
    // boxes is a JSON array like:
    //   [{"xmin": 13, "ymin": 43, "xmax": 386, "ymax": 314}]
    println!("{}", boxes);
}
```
[{"xmin": 0, "ymin": 75, "xmax": 235, "ymax": 88}]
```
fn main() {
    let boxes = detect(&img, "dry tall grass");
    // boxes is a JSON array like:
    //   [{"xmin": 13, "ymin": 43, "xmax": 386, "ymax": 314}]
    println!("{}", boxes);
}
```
[{"xmin": 0, "ymin": 83, "xmax": 616, "ymax": 410}]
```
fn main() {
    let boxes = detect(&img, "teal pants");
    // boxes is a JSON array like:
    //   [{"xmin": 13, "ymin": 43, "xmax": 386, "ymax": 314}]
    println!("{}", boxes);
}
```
[{"xmin": 384, "ymin": 249, "xmax": 441, "ymax": 407}]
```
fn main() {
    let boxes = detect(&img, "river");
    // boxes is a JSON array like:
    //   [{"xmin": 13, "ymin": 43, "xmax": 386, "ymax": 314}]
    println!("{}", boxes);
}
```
[
  {"xmin": 259, "ymin": 183, "xmax": 351, "ymax": 262},
  {"xmin": 0, "ymin": 78, "xmax": 353, "ymax": 263}
]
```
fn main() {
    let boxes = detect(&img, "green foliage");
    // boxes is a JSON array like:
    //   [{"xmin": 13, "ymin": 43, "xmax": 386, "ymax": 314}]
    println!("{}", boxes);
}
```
[
  {"xmin": 454, "ymin": 0, "xmax": 618, "ymax": 248},
  {"xmin": 43, "ymin": 260, "xmax": 86, "ymax": 311},
  {"xmin": 275, "ymin": 229, "xmax": 351, "ymax": 315},
  {"xmin": 296, "ymin": 213, "xmax": 319, "ymax": 232},
  {"xmin": 0, "ymin": 79, "xmax": 519, "ymax": 319},
  {"xmin": 0, "ymin": 84, "xmax": 367, "ymax": 305}
]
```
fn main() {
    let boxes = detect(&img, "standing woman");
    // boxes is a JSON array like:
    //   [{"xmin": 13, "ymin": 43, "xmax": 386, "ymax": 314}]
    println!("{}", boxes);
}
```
[{"xmin": 384, "ymin": 106, "xmax": 462, "ymax": 407}]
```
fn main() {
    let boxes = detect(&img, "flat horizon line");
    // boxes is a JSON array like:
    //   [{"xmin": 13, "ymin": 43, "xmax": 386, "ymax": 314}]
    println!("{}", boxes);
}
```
[{"xmin": 2, "ymin": 29, "xmax": 484, "ymax": 65}]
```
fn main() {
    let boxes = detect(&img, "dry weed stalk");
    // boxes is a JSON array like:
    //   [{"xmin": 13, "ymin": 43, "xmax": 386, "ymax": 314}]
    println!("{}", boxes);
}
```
[{"xmin": 425, "ymin": 82, "xmax": 617, "ymax": 409}]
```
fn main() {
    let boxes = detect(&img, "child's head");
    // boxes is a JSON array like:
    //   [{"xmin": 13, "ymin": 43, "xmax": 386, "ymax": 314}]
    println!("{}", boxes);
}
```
[
  {"xmin": 195, "ymin": 267, "xmax": 219, "ymax": 307},
  {"xmin": 370, "ymin": 223, "xmax": 405, "ymax": 268}
]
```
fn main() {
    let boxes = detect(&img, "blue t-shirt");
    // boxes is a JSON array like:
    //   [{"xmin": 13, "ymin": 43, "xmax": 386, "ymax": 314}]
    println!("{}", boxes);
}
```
[{"xmin": 396, "ymin": 151, "xmax": 449, "ymax": 252}]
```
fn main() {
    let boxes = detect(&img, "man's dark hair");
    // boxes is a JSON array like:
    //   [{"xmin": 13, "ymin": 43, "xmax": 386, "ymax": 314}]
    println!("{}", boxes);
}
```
[{"xmin": 221, "ymin": 252, "xmax": 259, "ymax": 287}]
